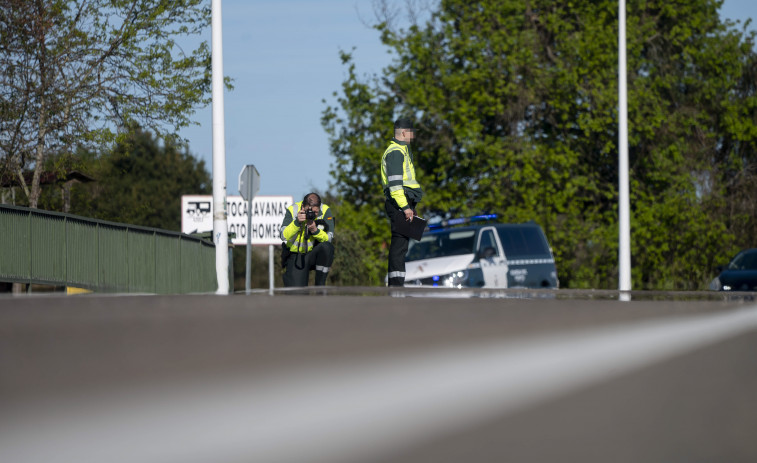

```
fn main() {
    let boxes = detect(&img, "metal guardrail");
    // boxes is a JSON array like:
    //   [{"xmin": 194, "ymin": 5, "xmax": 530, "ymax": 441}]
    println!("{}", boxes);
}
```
[{"xmin": 0, "ymin": 204, "xmax": 216, "ymax": 294}]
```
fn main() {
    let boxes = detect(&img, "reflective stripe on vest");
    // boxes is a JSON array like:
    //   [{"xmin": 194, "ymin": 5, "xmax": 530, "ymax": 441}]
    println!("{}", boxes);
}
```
[{"xmin": 381, "ymin": 142, "xmax": 420, "ymax": 191}]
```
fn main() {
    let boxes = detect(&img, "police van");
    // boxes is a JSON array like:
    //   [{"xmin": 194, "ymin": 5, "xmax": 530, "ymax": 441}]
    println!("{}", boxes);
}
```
[{"xmin": 403, "ymin": 215, "xmax": 559, "ymax": 289}]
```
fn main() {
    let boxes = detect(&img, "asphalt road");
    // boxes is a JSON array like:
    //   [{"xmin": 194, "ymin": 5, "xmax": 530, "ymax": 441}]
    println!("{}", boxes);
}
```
[{"xmin": 1, "ymin": 288, "xmax": 756, "ymax": 463}]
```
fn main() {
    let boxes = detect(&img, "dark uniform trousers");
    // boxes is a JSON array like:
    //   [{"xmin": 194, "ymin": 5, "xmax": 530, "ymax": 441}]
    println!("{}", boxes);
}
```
[
  {"xmin": 283, "ymin": 241, "xmax": 335, "ymax": 287},
  {"xmin": 385, "ymin": 199, "xmax": 417, "ymax": 287}
]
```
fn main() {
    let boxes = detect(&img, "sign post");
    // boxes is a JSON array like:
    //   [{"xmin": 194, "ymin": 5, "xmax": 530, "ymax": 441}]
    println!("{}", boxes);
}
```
[
  {"xmin": 239, "ymin": 165, "xmax": 260, "ymax": 293},
  {"xmin": 269, "ymin": 244, "xmax": 274, "ymax": 296}
]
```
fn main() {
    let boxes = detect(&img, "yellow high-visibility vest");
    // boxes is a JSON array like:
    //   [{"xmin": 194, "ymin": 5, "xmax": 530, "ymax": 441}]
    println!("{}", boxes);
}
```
[
  {"xmin": 381, "ymin": 141, "xmax": 420, "ymax": 208},
  {"xmin": 281, "ymin": 201, "xmax": 332, "ymax": 253}
]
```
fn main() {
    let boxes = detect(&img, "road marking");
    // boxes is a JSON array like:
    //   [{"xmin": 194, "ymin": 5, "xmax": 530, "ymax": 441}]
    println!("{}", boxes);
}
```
[{"xmin": 2, "ymin": 304, "xmax": 756, "ymax": 463}]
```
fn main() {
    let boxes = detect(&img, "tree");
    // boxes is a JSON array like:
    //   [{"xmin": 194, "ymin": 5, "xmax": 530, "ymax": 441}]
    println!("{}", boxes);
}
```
[
  {"xmin": 323, "ymin": 0, "xmax": 757, "ymax": 289},
  {"xmin": 0, "ymin": 0, "xmax": 218, "ymax": 208},
  {"xmin": 44, "ymin": 129, "xmax": 211, "ymax": 231}
]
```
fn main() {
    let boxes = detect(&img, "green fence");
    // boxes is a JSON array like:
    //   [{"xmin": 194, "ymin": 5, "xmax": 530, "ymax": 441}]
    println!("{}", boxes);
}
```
[{"xmin": 0, "ymin": 204, "xmax": 217, "ymax": 293}]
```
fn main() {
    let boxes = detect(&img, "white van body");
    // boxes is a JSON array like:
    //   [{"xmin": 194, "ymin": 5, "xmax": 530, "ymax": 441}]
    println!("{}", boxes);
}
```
[{"xmin": 403, "ymin": 221, "xmax": 558, "ymax": 289}]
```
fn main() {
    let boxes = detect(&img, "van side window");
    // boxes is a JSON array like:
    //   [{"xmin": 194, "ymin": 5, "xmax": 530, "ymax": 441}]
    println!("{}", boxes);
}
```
[
  {"xmin": 478, "ymin": 230, "xmax": 499, "ymax": 258},
  {"xmin": 497, "ymin": 226, "xmax": 550, "ymax": 258}
]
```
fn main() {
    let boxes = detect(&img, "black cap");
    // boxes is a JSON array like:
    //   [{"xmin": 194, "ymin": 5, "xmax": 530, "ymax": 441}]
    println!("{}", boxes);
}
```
[{"xmin": 394, "ymin": 117, "xmax": 414, "ymax": 130}]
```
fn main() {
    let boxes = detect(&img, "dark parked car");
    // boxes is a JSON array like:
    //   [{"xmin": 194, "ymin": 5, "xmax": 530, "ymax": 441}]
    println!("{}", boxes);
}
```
[{"xmin": 709, "ymin": 248, "xmax": 757, "ymax": 291}]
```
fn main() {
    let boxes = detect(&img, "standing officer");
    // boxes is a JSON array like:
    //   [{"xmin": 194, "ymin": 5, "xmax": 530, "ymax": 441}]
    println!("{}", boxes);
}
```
[
  {"xmin": 381, "ymin": 117, "xmax": 423, "ymax": 287},
  {"xmin": 280, "ymin": 192, "xmax": 335, "ymax": 286}
]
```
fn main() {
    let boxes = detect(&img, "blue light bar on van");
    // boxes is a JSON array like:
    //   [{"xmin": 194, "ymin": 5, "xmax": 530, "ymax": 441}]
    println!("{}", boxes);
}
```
[
  {"xmin": 426, "ymin": 214, "xmax": 499, "ymax": 230},
  {"xmin": 446, "ymin": 217, "xmax": 468, "ymax": 226}
]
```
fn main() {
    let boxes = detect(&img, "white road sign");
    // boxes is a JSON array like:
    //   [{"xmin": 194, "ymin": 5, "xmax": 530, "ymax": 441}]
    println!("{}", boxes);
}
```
[
  {"xmin": 182, "ymin": 195, "xmax": 294, "ymax": 246},
  {"xmin": 239, "ymin": 165, "xmax": 260, "ymax": 201}
]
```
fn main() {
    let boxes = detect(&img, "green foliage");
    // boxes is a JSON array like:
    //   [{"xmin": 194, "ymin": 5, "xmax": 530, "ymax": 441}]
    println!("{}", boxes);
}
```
[
  {"xmin": 323, "ymin": 0, "xmax": 757, "ymax": 289},
  {"xmin": 327, "ymin": 200, "xmax": 388, "ymax": 286},
  {"xmin": 0, "ymin": 0, "xmax": 218, "ymax": 207},
  {"xmin": 40, "ymin": 129, "xmax": 211, "ymax": 231}
]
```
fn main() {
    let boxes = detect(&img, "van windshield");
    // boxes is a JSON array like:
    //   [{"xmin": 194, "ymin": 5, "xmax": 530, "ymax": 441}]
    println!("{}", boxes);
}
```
[{"xmin": 406, "ymin": 230, "xmax": 476, "ymax": 262}]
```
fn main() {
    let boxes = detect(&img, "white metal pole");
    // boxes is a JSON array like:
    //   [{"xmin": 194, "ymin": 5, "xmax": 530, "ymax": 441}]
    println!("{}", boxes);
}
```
[
  {"xmin": 618, "ymin": 0, "xmax": 632, "ymax": 294},
  {"xmin": 269, "ymin": 244, "xmax": 274, "ymax": 296},
  {"xmin": 212, "ymin": 0, "xmax": 229, "ymax": 294}
]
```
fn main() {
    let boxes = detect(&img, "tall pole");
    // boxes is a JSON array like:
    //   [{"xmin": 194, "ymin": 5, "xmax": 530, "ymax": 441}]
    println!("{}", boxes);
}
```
[
  {"xmin": 212, "ymin": 0, "xmax": 229, "ymax": 294},
  {"xmin": 245, "ymin": 183, "xmax": 253, "ymax": 293},
  {"xmin": 618, "ymin": 0, "xmax": 632, "ymax": 294},
  {"xmin": 269, "ymin": 244, "xmax": 274, "ymax": 296}
]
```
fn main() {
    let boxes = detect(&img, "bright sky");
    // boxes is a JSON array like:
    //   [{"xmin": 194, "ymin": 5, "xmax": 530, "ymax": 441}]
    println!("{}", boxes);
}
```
[
  {"xmin": 179, "ymin": 0, "xmax": 757, "ymax": 201},
  {"xmin": 179, "ymin": 0, "xmax": 392, "ymax": 201}
]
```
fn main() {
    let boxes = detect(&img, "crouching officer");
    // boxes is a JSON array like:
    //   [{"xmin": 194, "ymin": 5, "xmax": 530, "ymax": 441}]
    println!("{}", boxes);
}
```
[{"xmin": 280, "ymin": 192, "xmax": 335, "ymax": 286}]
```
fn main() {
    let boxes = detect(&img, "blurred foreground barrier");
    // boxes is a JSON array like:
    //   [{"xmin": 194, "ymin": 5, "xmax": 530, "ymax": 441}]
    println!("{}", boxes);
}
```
[{"xmin": 0, "ymin": 204, "xmax": 216, "ymax": 294}]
